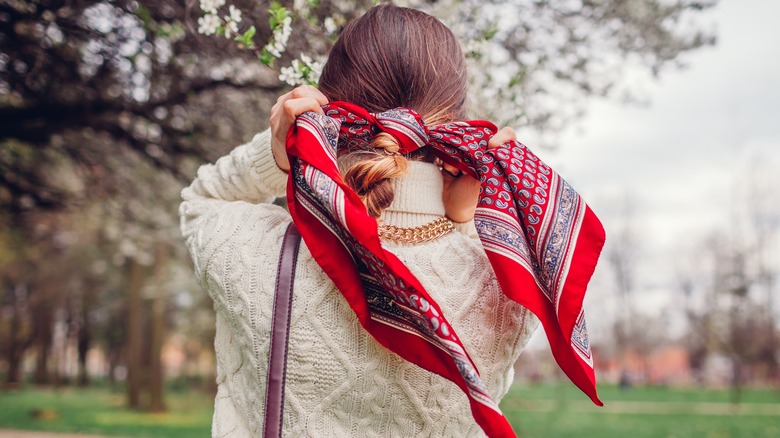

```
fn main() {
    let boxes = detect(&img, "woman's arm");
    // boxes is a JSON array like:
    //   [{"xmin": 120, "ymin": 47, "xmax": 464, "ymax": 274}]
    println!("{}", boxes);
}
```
[
  {"xmin": 179, "ymin": 128, "xmax": 291, "ymax": 285},
  {"xmin": 179, "ymin": 129, "xmax": 292, "ymax": 315},
  {"xmin": 181, "ymin": 85, "xmax": 329, "ymax": 310},
  {"xmin": 181, "ymin": 84, "xmax": 328, "ymax": 254}
]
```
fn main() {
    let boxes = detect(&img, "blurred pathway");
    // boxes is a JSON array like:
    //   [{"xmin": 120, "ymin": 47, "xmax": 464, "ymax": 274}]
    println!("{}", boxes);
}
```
[{"xmin": 0, "ymin": 431, "xmax": 108, "ymax": 438}]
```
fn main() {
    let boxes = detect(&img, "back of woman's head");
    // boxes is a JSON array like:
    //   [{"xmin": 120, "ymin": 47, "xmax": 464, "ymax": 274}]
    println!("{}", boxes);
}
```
[{"xmin": 318, "ymin": 4, "xmax": 468, "ymax": 218}]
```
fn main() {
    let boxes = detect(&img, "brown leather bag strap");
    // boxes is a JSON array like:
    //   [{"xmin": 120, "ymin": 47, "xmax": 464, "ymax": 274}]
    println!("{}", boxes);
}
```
[{"xmin": 263, "ymin": 222, "xmax": 301, "ymax": 438}]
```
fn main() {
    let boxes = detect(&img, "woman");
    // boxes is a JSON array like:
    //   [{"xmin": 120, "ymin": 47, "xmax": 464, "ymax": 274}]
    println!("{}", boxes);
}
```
[{"xmin": 180, "ymin": 4, "xmax": 602, "ymax": 437}]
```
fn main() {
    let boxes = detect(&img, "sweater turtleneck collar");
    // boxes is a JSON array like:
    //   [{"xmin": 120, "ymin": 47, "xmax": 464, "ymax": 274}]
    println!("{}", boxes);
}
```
[{"xmin": 380, "ymin": 161, "xmax": 446, "ymax": 228}]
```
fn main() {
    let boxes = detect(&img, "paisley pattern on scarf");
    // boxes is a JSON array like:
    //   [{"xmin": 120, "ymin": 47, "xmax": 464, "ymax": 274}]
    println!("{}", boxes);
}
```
[{"xmin": 285, "ymin": 102, "xmax": 605, "ymax": 438}]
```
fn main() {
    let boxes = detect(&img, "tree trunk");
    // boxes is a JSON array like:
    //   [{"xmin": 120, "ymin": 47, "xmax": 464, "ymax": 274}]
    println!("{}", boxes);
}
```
[
  {"xmin": 77, "ymin": 280, "xmax": 96, "ymax": 387},
  {"xmin": 148, "ymin": 297, "xmax": 167, "ymax": 412},
  {"xmin": 6, "ymin": 289, "xmax": 22, "ymax": 386},
  {"xmin": 5, "ymin": 283, "xmax": 32, "ymax": 387},
  {"xmin": 33, "ymin": 333, "xmax": 50, "ymax": 385},
  {"xmin": 125, "ymin": 259, "xmax": 145, "ymax": 409},
  {"xmin": 729, "ymin": 291, "xmax": 743, "ymax": 405},
  {"xmin": 31, "ymin": 298, "xmax": 54, "ymax": 385},
  {"xmin": 148, "ymin": 244, "xmax": 169, "ymax": 412},
  {"xmin": 765, "ymin": 276, "xmax": 778, "ymax": 381},
  {"xmin": 107, "ymin": 347, "xmax": 120, "ymax": 388},
  {"xmin": 6, "ymin": 353, "xmax": 21, "ymax": 387},
  {"xmin": 730, "ymin": 357, "xmax": 742, "ymax": 405},
  {"xmin": 77, "ymin": 305, "xmax": 90, "ymax": 386}
]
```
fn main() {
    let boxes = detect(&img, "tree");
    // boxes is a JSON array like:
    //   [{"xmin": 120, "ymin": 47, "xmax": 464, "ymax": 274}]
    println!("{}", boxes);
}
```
[
  {"xmin": 431, "ymin": 0, "xmax": 719, "ymax": 135},
  {"xmin": 1, "ymin": 0, "xmax": 282, "ymax": 213},
  {"xmin": 744, "ymin": 159, "xmax": 780, "ymax": 380},
  {"xmin": 195, "ymin": 0, "xmax": 718, "ymax": 137},
  {"xmin": 2, "ymin": 0, "xmax": 719, "ymax": 214},
  {"xmin": 678, "ymin": 228, "xmax": 778, "ymax": 399},
  {"xmin": 675, "ymin": 250, "xmax": 711, "ymax": 384},
  {"xmin": 602, "ymin": 193, "xmax": 642, "ymax": 384},
  {"xmin": 0, "ymin": 0, "xmax": 719, "ymax": 406}
]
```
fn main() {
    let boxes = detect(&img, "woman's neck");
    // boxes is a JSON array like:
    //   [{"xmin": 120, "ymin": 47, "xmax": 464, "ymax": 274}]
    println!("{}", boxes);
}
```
[{"xmin": 379, "ymin": 161, "xmax": 445, "ymax": 228}]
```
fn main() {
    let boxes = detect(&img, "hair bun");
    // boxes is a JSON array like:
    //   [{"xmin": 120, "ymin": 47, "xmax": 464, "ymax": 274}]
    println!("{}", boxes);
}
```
[{"xmin": 339, "ymin": 133, "xmax": 408, "ymax": 218}]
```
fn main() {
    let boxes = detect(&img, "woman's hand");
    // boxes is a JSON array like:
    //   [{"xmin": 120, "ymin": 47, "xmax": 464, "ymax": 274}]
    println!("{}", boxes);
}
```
[
  {"xmin": 270, "ymin": 85, "xmax": 329, "ymax": 172},
  {"xmin": 441, "ymin": 127, "xmax": 517, "ymax": 223}
]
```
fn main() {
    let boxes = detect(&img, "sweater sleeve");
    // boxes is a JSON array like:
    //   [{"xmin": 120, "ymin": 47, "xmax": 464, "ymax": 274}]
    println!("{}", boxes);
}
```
[
  {"xmin": 179, "ymin": 129, "xmax": 293, "ymax": 434},
  {"xmin": 179, "ymin": 127, "xmax": 291, "ymax": 298},
  {"xmin": 453, "ymin": 220, "xmax": 479, "ymax": 239},
  {"xmin": 179, "ymin": 127, "xmax": 292, "ymax": 320}
]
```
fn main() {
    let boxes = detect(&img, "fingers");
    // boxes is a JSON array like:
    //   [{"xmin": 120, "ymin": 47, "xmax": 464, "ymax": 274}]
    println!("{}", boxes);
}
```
[
  {"xmin": 275, "ymin": 84, "xmax": 328, "ymax": 102},
  {"xmin": 270, "ymin": 96, "xmax": 325, "ymax": 140},
  {"xmin": 488, "ymin": 126, "xmax": 517, "ymax": 149},
  {"xmin": 442, "ymin": 163, "xmax": 462, "ymax": 178},
  {"xmin": 282, "ymin": 97, "xmax": 326, "ymax": 119},
  {"xmin": 436, "ymin": 126, "xmax": 517, "ymax": 178},
  {"xmin": 290, "ymin": 84, "xmax": 328, "ymax": 105},
  {"xmin": 269, "ymin": 86, "xmax": 328, "ymax": 172},
  {"xmin": 275, "ymin": 90, "xmax": 293, "ymax": 105},
  {"xmin": 271, "ymin": 85, "xmax": 328, "ymax": 128},
  {"xmin": 434, "ymin": 158, "xmax": 464, "ymax": 179}
]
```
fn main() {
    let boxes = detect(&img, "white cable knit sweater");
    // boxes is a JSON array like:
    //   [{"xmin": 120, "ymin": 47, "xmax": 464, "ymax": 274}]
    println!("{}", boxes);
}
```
[{"xmin": 180, "ymin": 129, "xmax": 539, "ymax": 437}]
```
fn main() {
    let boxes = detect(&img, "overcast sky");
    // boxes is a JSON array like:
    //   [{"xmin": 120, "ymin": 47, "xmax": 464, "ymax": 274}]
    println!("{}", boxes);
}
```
[{"xmin": 525, "ymin": 0, "xmax": 780, "ymax": 344}]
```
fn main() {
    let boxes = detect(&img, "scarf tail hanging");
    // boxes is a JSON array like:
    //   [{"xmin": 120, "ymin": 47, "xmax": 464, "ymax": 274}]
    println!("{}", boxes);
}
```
[
  {"xmin": 285, "ymin": 103, "xmax": 605, "ymax": 438},
  {"xmin": 428, "ymin": 133, "xmax": 606, "ymax": 406}
]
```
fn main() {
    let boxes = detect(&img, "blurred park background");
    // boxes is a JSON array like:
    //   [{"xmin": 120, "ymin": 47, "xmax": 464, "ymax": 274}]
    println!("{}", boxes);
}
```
[{"xmin": 1, "ymin": 0, "xmax": 779, "ymax": 436}]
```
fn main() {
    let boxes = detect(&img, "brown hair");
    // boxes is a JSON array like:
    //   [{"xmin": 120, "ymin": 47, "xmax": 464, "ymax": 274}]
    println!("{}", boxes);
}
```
[{"xmin": 318, "ymin": 4, "xmax": 468, "ymax": 218}]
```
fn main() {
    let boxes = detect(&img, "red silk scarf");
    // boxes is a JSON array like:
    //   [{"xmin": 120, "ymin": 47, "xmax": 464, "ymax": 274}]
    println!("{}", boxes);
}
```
[{"xmin": 285, "ymin": 101, "xmax": 605, "ymax": 437}]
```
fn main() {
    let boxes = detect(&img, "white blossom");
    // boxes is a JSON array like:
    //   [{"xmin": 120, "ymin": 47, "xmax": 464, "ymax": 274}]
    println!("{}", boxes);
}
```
[
  {"xmin": 265, "ymin": 43, "xmax": 281, "ymax": 58},
  {"xmin": 277, "ymin": 16, "xmax": 292, "ymax": 46},
  {"xmin": 278, "ymin": 54, "xmax": 324, "ymax": 86},
  {"xmin": 222, "ymin": 5, "xmax": 242, "ymax": 39},
  {"xmin": 308, "ymin": 58, "xmax": 324, "ymax": 81},
  {"xmin": 264, "ymin": 16, "xmax": 293, "ymax": 58},
  {"xmin": 264, "ymin": 36, "xmax": 284, "ymax": 57},
  {"xmin": 227, "ymin": 5, "xmax": 242, "ymax": 23},
  {"xmin": 197, "ymin": 13, "xmax": 220, "ymax": 36},
  {"xmin": 199, "ymin": 0, "xmax": 225, "ymax": 14},
  {"xmin": 323, "ymin": 17, "xmax": 337, "ymax": 35},
  {"xmin": 279, "ymin": 64, "xmax": 303, "ymax": 86},
  {"xmin": 224, "ymin": 19, "xmax": 239, "ymax": 39},
  {"xmin": 462, "ymin": 38, "xmax": 488, "ymax": 60}
]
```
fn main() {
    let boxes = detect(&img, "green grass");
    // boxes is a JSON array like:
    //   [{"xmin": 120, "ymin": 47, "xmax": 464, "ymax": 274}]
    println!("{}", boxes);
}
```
[
  {"xmin": 500, "ymin": 383, "xmax": 780, "ymax": 438},
  {"xmin": 512, "ymin": 382, "xmax": 780, "ymax": 404},
  {"xmin": 0, "ymin": 385, "xmax": 212, "ymax": 437},
  {"xmin": 0, "ymin": 383, "xmax": 779, "ymax": 437}
]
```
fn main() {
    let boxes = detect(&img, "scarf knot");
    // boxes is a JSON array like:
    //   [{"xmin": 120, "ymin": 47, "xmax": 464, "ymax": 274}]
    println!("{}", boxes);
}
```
[
  {"xmin": 373, "ymin": 108, "xmax": 429, "ymax": 153},
  {"xmin": 323, "ymin": 102, "xmax": 430, "ymax": 154}
]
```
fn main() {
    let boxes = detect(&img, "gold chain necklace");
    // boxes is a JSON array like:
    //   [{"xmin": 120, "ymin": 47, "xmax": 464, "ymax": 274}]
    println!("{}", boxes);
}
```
[{"xmin": 378, "ymin": 217, "xmax": 456, "ymax": 244}]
